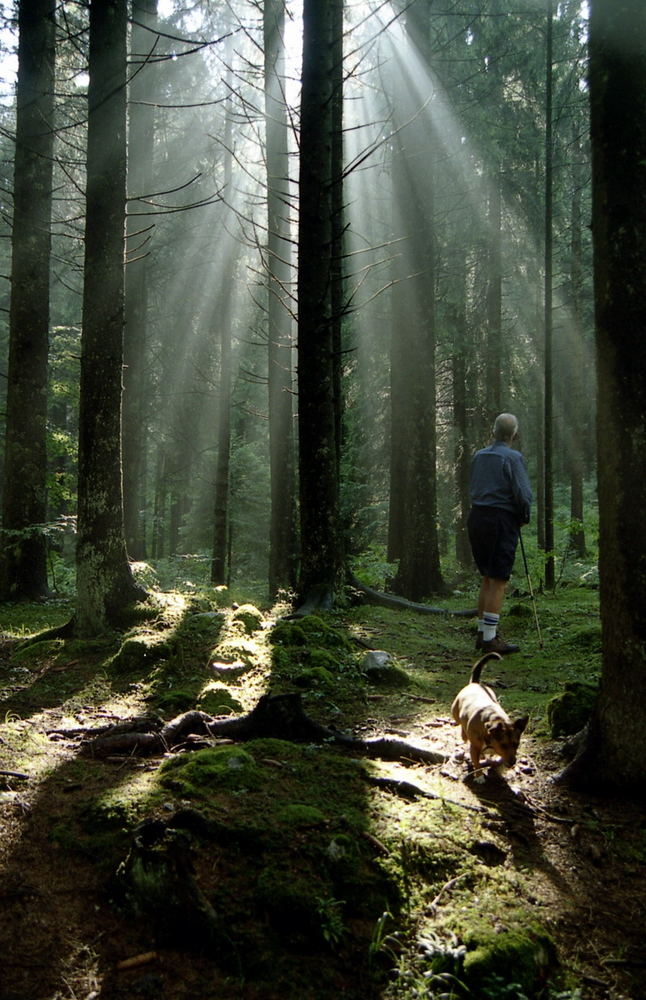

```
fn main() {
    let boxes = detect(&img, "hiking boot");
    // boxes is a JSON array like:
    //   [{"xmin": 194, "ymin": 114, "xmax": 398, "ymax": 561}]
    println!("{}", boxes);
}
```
[{"xmin": 481, "ymin": 635, "xmax": 519, "ymax": 656}]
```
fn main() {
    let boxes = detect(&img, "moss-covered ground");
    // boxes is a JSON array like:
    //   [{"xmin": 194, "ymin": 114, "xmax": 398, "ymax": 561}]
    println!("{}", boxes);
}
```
[{"xmin": 0, "ymin": 579, "xmax": 643, "ymax": 1000}]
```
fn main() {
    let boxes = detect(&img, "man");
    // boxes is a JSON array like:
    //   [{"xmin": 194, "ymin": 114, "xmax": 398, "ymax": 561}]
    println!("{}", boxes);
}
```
[{"xmin": 468, "ymin": 412, "xmax": 532, "ymax": 655}]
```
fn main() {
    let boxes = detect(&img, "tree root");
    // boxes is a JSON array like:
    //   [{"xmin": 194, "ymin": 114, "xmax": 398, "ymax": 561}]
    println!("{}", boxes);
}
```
[
  {"xmin": 284, "ymin": 583, "xmax": 334, "ymax": 619},
  {"xmin": 18, "ymin": 617, "xmax": 77, "ymax": 647},
  {"xmin": 81, "ymin": 692, "xmax": 449, "ymax": 767},
  {"xmin": 348, "ymin": 573, "xmax": 477, "ymax": 618}
]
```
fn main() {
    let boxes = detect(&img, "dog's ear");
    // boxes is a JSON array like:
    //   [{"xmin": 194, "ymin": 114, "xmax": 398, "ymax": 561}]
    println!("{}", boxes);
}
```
[{"xmin": 514, "ymin": 715, "xmax": 529, "ymax": 734}]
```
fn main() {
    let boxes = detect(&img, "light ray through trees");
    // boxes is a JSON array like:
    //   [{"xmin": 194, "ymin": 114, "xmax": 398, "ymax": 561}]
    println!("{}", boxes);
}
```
[
  {"xmin": 123, "ymin": 0, "xmax": 594, "ymax": 582},
  {"xmin": 338, "ymin": 1, "xmax": 594, "ymax": 569},
  {"xmin": 0, "ymin": 0, "xmax": 594, "ymax": 589}
]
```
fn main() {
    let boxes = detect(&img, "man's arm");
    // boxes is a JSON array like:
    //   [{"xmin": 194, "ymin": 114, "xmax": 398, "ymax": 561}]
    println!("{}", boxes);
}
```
[{"xmin": 509, "ymin": 453, "xmax": 533, "ymax": 524}]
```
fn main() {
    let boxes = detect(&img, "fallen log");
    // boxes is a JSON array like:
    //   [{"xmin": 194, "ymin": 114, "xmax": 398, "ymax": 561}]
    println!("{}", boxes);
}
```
[
  {"xmin": 81, "ymin": 692, "xmax": 448, "ymax": 766},
  {"xmin": 349, "ymin": 573, "xmax": 477, "ymax": 618}
]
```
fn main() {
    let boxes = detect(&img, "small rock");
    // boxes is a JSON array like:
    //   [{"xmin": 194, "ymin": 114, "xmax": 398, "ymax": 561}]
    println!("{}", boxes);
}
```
[
  {"xmin": 210, "ymin": 660, "xmax": 249, "ymax": 678},
  {"xmin": 362, "ymin": 650, "xmax": 392, "ymax": 672}
]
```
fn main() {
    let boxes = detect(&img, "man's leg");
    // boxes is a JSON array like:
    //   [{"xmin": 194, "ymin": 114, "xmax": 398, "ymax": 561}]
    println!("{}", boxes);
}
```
[
  {"xmin": 476, "ymin": 576, "xmax": 506, "ymax": 644},
  {"xmin": 480, "ymin": 576, "xmax": 518, "ymax": 655}
]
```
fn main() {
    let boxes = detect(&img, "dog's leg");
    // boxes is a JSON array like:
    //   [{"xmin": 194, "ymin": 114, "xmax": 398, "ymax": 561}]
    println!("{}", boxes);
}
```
[{"xmin": 468, "ymin": 740, "xmax": 487, "ymax": 783}]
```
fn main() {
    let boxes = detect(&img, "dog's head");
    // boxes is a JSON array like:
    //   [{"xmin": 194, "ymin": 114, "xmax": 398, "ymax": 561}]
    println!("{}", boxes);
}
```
[{"xmin": 484, "ymin": 715, "xmax": 529, "ymax": 767}]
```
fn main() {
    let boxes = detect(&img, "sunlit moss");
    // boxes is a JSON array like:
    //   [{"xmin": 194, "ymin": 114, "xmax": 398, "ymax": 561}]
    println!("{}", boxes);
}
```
[{"xmin": 159, "ymin": 746, "xmax": 263, "ymax": 797}]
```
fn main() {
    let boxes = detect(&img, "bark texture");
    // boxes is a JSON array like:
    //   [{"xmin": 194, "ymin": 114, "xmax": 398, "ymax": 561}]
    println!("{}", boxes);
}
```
[
  {"xmin": 123, "ymin": 0, "xmax": 158, "ymax": 560},
  {"xmin": 76, "ymin": 0, "xmax": 145, "ymax": 634},
  {"xmin": 0, "ymin": 0, "xmax": 55, "ymax": 600},
  {"xmin": 559, "ymin": 0, "xmax": 646, "ymax": 789},
  {"xmin": 297, "ymin": 0, "xmax": 344, "ymax": 604},
  {"xmin": 264, "ymin": 0, "xmax": 297, "ymax": 595}
]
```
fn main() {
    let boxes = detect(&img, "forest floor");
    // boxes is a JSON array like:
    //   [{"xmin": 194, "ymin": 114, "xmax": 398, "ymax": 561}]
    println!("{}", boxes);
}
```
[{"xmin": 0, "ymin": 573, "xmax": 644, "ymax": 1000}]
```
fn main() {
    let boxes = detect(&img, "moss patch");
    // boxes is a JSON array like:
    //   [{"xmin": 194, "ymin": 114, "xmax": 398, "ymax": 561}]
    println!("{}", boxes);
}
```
[
  {"xmin": 547, "ymin": 681, "xmax": 598, "ymax": 736},
  {"xmin": 231, "ymin": 604, "xmax": 265, "ymax": 635},
  {"xmin": 463, "ymin": 928, "xmax": 558, "ymax": 994},
  {"xmin": 197, "ymin": 683, "xmax": 243, "ymax": 715},
  {"xmin": 10, "ymin": 639, "xmax": 65, "ymax": 666},
  {"xmin": 108, "ymin": 635, "xmax": 171, "ymax": 674},
  {"xmin": 269, "ymin": 614, "xmax": 362, "ymax": 700},
  {"xmin": 159, "ymin": 746, "xmax": 264, "ymax": 796},
  {"xmin": 270, "ymin": 615, "xmax": 354, "ymax": 652}
]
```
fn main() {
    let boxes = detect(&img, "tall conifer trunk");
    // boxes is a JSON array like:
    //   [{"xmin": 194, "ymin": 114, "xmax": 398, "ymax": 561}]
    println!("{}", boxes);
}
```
[
  {"xmin": 485, "ymin": 165, "xmax": 502, "ymax": 418},
  {"xmin": 559, "ymin": 0, "xmax": 646, "ymax": 790},
  {"xmin": 567, "ymin": 127, "xmax": 587, "ymax": 557},
  {"xmin": 330, "ymin": 0, "xmax": 345, "ymax": 481},
  {"xmin": 0, "ymin": 0, "xmax": 55, "ymax": 600},
  {"xmin": 123, "ymin": 0, "xmax": 158, "ymax": 560},
  {"xmin": 451, "ymin": 255, "xmax": 471, "ymax": 568},
  {"xmin": 389, "ymin": 0, "xmax": 443, "ymax": 600},
  {"xmin": 296, "ymin": 0, "xmax": 344, "ymax": 605},
  {"xmin": 543, "ymin": 0, "xmax": 555, "ymax": 588},
  {"xmin": 210, "ymin": 83, "xmax": 234, "ymax": 586},
  {"xmin": 264, "ymin": 0, "xmax": 297, "ymax": 596},
  {"xmin": 75, "ymin": 0, "xmax": 145, "ymax": 634}
]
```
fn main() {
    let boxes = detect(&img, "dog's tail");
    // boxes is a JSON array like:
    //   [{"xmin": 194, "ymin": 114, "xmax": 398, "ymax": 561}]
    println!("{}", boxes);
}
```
[{"xmin": 470, "ymin": 651, "xmax": 503, "ymax": 684}]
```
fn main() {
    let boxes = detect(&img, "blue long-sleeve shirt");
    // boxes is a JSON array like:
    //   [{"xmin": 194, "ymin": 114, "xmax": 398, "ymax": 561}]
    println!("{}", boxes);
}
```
[{"xmin": 469, "ymin": 440, "xmax": 533, "ymax": 524}]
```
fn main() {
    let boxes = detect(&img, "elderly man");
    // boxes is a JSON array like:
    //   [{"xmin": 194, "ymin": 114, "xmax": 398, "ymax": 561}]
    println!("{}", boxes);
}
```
[{"xmin": 468, "ymin": 413, "xmax": 533, "ymax": 655}]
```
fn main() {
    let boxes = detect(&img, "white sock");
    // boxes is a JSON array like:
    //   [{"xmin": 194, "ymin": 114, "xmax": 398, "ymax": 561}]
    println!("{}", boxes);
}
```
[{"xmin": 482, "ymin": 612, "xmax": 499, "ymax": 642}]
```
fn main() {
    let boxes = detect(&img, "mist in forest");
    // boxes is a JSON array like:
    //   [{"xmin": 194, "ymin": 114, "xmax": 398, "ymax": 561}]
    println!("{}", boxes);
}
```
[{"xmin": 0, "ymin": 0, "xmax": 594, "ymax": 594}]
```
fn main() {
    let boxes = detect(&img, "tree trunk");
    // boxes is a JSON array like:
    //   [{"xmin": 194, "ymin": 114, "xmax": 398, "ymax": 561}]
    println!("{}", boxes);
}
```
[
  {"xmin": 485, "ymin": 164, "xmax": 502, "ymax": 420},
  {"xmin": 123, "ymin": 0, "xmax": 158, "ymax": 561},
  {"xmin": 210, "ymin": 289, "xmax": 232, "ymax": 585},
  {"xmin": 566, "ymin": 126, "xmax": 587, "ymax": 558},
  {"xmin": 151, "ymin": 449, "xmax": 166, "ymax": 560},
  {"xmin": 387, "ymin": 261, "xmax": 406, "ymax": 563},
  {"xmin": 558, "ymin": 0, "xmax": 646, "ymax": 791},
  {"xmin": 296, "ymin": 0, "xmax": 344, "ymax": 605},
  {"xmin": 330, "ymin": 0, "xmax": 345, "ymax": 482},
  {"xmin": 0, "ymin": 0, "xmax": 55, "ymax": 601},
  {"xmin": 264, "ymin": 0, "xmax": 297, "ymax": 596},
  {"xmin": 389, "ymin": 0, "xmax": 443, "ymax": 601},
  {"xmin": 451, "ymin": 255, "xmax": 472, "ymax": 569},
  {"xmin": 543, "ymin": 0, "xmax": 555, "ymax": 589},
  {"xmin": 210, "ymin": 89, "xmax": 234, "ymax": 586},
  {"xmin": 75, "ymin": 0, "xmax": 146, "ymax": 635}
]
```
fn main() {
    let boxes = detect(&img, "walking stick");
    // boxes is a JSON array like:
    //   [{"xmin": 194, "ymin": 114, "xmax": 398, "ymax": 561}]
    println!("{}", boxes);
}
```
[{"xmin": 519, "ymin": 531, "xmax": 543, "ymax": 649}]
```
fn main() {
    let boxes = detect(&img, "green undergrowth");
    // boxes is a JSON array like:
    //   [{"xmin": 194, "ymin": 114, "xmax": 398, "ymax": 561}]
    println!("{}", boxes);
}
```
[{"xmin": 0, "ymin": 581, "xmax": 611, "ymax": 998}]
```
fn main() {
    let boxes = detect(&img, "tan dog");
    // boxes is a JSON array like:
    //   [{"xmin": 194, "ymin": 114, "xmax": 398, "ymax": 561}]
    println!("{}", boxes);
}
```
[{"xmin": 451, "ymin": 652, "xmax": 528, "ymax": 780}]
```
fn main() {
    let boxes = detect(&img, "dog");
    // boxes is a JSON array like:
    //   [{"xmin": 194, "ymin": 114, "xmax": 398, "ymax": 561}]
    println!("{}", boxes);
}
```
[{"xmin": 451, "ymin": 651, "xmax": 528, "ymax": 781}]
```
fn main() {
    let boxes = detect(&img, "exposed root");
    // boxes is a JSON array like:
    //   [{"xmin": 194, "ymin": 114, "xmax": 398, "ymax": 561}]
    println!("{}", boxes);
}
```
[
  {"xmin": 348, "ymin": 573, "xmax": 477, "ymax": 618},
  {"xmin": 80, "ymin": 692, "xmax": 449, "ymax": 768}
]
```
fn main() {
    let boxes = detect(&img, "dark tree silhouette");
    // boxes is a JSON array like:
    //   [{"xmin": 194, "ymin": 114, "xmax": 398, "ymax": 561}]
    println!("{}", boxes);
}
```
[
  {"xmin": 296, "ymin": 0, "xmax": 344, "ymax": 607},
  {"xmin": 0, "ymin": 0, "xmax": 55, "ymax": 600},
  {"xmin": 558, "ymin": 0, "xmax": 646, "ymax": 790},
  {"xmin": 75, "ymin": 0, "xmax": 146, "ymax": 634}
]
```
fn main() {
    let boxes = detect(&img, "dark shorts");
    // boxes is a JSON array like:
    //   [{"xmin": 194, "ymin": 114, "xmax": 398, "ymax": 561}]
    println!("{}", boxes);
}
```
[{"xmin": 468, "ymin": 506, "xmax": 519, "ymax": 581}]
